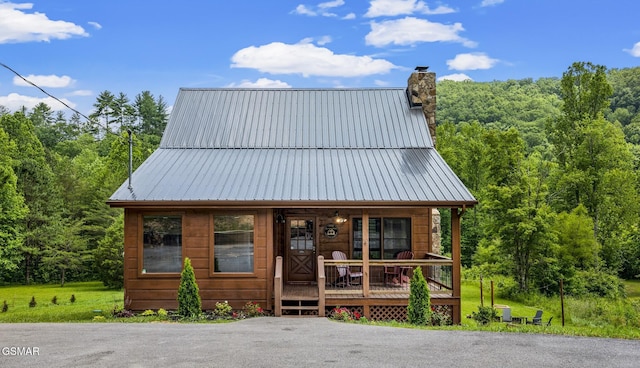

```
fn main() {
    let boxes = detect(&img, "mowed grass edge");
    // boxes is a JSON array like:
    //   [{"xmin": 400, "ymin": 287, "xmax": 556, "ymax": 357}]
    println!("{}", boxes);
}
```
[{"xmin": 0, "ymin": 282, "xmax": 123, "ymax": 322}]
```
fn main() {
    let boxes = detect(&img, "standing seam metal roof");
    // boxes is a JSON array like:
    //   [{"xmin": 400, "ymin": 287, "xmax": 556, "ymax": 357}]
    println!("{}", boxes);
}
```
[{"xmin": 109, "ymin": 88, "xmax": 476, "ymax": 205}]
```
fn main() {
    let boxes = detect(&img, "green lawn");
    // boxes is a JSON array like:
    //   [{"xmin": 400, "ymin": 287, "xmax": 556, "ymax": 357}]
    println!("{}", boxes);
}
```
[
  {"xmin": 0, "ymin": 281, "xmax": 123, "ymax": 322},
  {"xmin": 1, "ymin": 280, "xmax": 639, "ymax": 339}
]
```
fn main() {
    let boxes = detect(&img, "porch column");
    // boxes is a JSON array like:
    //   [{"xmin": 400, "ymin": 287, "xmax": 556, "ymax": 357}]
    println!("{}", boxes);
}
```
[
  {"xmin": 362, "ymin": 210, "xmax": 370, "ymax": 297},
  {"xmin": 451, "ymin": 208, "xmax": 462, "ymax": 324}
]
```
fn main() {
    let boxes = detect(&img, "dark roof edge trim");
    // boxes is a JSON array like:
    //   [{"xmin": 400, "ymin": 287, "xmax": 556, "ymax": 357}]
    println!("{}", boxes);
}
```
[{"xmin": 106, "ymin": 200, "xmax": 478, "ymax": 209}]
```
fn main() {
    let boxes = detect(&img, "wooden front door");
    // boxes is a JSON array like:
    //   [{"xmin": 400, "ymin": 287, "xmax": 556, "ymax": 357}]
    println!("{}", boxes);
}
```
[{"xmin": 286, "ymin": 218, "xmax": 316, "ymax": 283}]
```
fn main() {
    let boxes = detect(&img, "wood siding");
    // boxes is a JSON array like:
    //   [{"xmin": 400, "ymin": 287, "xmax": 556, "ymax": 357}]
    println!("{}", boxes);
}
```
[
  {"xmin": 123, "ymin": 207, "xmax": 445, "ymax": 313},
  {"xmin": 123, "ymin": 208, "xmax": 270, "ymax": 311}
]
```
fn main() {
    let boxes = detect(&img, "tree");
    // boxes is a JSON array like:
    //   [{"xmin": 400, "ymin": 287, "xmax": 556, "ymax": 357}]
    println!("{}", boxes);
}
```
[
  {"xmin": 134, "ymin": 91, "xmax": 169, "ymax": 137},
  {"xmin": 0, "ymin": 112, "xmax": 63, "ymax": 283},
  {"xmin": 548, "ymin": 62, "xmax": 639, "ymax": 274},
  {"xmin": 178, "ymin": 258, "xmax": 201, "ymax": 318},
  {"xmin": 0, "ymin": 127, "xmax": 28, "ymax": 282},
  {"xmin": 41, "ymin": 219, "xmax": 90, "ymax": 287},
  {"xmin": 407, "ymin": 266, "xmax": 430, "ymax": 325},
  {"xmin": 95, "ymin": 213, "xmax": 124, "ymax": 288},
  {"xmin": 483, "ymin": 131, "xmax": 556, "ymax": 291}
]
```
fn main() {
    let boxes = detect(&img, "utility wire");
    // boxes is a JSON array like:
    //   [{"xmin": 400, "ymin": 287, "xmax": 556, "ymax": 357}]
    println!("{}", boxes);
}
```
[{"xmin": 0, "ymin": 61, "xmax": 94, "ymax": 122}]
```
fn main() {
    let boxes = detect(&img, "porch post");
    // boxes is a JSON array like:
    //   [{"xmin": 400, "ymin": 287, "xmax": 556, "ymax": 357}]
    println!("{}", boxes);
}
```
[
  {"xmin": 362, "ymin": 210, "xmax": 370, "ymax": 297},
  {"xmin": 451, "ymin": 208, "xmax": 462, "ymax": 324}
]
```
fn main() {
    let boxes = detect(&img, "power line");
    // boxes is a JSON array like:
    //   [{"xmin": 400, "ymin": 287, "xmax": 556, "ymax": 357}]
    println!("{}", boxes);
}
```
[{"xmin": 0, "ymin": 61, "xmax": 95, "ymax": 122}]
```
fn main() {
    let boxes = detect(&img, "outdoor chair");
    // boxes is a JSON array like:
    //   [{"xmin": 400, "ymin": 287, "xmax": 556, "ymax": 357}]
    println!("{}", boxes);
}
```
[
  {"xmin": 526, "ymin": 310, "xmax": 544, "ymax": 325},
  {"xmin": 384, "ymin": 250, "xmax": 414, "ymax": 286},
  {"xmin": 332, "ymin": 251, "xmax": 362, "ymax": 287}
]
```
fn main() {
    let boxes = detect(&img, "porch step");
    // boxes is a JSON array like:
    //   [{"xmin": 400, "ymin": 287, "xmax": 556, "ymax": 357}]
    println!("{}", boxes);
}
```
[{"xmin": 280, "ymin": 299, "xmax": 320, "ymax": 317}]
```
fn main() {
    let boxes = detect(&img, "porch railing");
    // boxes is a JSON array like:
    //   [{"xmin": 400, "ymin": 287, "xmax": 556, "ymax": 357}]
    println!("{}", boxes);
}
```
[{"xmin": 323, "ymin": 257, "xmax": 454, "ymax": 296}]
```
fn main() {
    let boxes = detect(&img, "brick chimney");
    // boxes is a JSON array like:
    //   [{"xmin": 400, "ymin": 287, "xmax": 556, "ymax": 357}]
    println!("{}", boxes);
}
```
[{"xmin": 407, "ymin": 66, "xmax": 436, "ymax": 146}]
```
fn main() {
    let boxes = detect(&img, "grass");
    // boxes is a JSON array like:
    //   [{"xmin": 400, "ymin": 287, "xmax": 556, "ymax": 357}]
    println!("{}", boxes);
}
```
[
  {"xmin": 1, "ymin": 280, "xmax": 639, "ymax": 339},
  {"xmin": 0, "ymin": 281, "xmax": 122, "ymax": 322}
]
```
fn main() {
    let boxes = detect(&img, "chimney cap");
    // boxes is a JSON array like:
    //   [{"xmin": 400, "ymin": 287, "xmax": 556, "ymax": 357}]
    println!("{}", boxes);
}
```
[{"xmin": 415, "ymin": 66, "xmax": 429, "ymax": 72}]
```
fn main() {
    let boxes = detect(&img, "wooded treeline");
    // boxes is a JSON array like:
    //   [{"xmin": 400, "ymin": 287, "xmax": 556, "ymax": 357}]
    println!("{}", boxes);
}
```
[
  {"xmin": 0, "ymin": 90, "xmax": 167, "ymax": 287},
  {"xmin": 1, "ymin": 62, "xmax": 639, "ymax": 297},
  {"xmin": 437, "ymin": 62, "xmax": 640, "ymax": 298}
]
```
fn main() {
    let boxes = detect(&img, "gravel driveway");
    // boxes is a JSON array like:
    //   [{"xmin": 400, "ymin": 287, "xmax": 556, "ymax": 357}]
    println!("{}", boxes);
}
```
[{"xmin": 1, "ymin": 317, "xmax": 638, "ymax": 368}]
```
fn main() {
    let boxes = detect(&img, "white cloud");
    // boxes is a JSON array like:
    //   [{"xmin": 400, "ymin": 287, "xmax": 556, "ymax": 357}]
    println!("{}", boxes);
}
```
[
  {"xmin": 365, "ymin": 0, "xmax": 455, "ymax": 17},
  {"xmin": 447, "ymin": 52, "xmax": 498, "ymax": 70},
  {"xmin": 67, "ymin": 90, "xmax": 93, "ymax": 97},
  {"xmin": 623, "ymin": 42, "xmax": 640, "ymax": 57},
  {"xmin": 438, "ymin": 73, "xmax": 472, "ymax": 81},
  {"xmin": 13, "ymin": 74, "xmax": 74, "ymax": 88},
  {"xmin": 480, "ymin": 0, "xmax": 505, "ymax": 7},
  {"xmin": 317, "ymin": 35, "xmax": 332, "ymax": 45},
  {"xmin": 374, "ymin": 79, "xmax": 390, "ymax": 86},
  {"xmin": 294, "ymin": 4, "xmax": 317, "ymax": 16},
  {"xmin": 318, "ymin": 0, "xmax": 344, "ymax": 9},
  {"xmin": 0, "ymin": 2, "xmax": 88, "ymax": 43},
  {"xmin": 293, "ymin": 0, "xmax": 350, "ymax": 18},
  {"xmin": 227, "ymin": 78, "xmax": 292, "ymax": 88},
  {"xmin": 88, "ymin": 21, "xmax": 102, "ymax": 30},
  {"xmin": 231, "ymin": 41, "xmax": 397, "ymax": 77},
  {"xmin": 365, "ymin": 17, "xmax": 476, "ymax": 47},
  {"xmin": 343, "ymin": 12, "xmax": 356, "ymax": 19},
  {"xmin": 0, "ymin": 93, "xmax": 75, "ymax": 111}
]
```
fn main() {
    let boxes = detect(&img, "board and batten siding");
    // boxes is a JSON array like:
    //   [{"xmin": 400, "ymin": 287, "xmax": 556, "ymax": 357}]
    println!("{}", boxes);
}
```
[{"xmin": 123, "ymin": 208, "xmax": 271, "ymax": 311}]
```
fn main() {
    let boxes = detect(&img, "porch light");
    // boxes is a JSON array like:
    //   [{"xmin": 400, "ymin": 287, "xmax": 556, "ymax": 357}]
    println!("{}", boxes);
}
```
[{"xmin": 334, "ymin": 211, "xmax": 347, "ymax": 224}]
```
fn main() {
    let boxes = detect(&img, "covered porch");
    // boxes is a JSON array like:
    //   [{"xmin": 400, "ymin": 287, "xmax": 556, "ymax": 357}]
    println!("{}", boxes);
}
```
[{"xmin": 273, "ymin": 208, "xmax": 464, "ymax": 323}]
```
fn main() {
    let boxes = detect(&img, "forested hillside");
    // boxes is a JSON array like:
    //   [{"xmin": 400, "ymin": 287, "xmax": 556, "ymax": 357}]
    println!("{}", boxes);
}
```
[
  {"xmin": 437, "ymin": 62, "xmax": 640, "ymax": 297},
  {"xmin": 1, "ymin": 62, "xmax": 639, "ymax": 298}
]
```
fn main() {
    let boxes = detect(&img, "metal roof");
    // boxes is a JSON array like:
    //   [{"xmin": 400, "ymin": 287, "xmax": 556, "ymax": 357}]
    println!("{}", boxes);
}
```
[
  {"xmin": 109, "ymin": 88, "xmax": 476, "ymax": 206},
  {"xmin": 160, "ymin": 88, "xmax": 433, "ymax": 149},
  {"xmin": 109, "ymin": 148, "xmax": 476, "ymax": 205}
]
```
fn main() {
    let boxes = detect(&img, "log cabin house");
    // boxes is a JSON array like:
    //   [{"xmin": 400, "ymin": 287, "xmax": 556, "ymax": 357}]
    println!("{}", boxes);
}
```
[{"xmin": 107, "ymin": 68, "xmax": 477, "ymax": 323}]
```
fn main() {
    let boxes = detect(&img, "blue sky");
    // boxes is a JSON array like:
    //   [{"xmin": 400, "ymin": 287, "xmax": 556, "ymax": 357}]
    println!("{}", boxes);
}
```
[{"xmin": 1, "ymin": 0, "xmax": 639, "ymax": 117}]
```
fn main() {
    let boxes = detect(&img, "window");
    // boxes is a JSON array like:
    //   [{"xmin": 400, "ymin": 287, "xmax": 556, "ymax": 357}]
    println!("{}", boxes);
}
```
[
  {"xmin": 143, "ymin": 215, "xmax": 182, "ymax": 273},
  {"xmin": 353, "ymin": 218, "xmax": 411, "ymax": 259},
  {"xmin": 214, "ymin": 215, "xmax": 254, "ymax": 273}
]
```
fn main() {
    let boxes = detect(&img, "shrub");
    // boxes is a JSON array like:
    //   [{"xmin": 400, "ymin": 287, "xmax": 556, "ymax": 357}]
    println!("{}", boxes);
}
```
[
  {"xmin": 214, "ymin": 301, "xmax": 233, "ymax": 317},
  {"xmin": 141, "ymin": 309, "xmax": 156, "ymax": 316},
  {"xmin": 329, "ymin": 306, "xmax": 361, "ymax": 321},
  {"xmin": 471, "ymin": 305, "xmax": 498, "ymax": 325},
  {"xmin": 51, "ymin": 296, "xmax": 57, "ymax": 305},
  {"xmin": 407, "ymin": 266, "xmax": 430, "ymax": 325},
  {"xmin": 2, "ymin": 300, "xmax": 7, "ymax": 313},
  {"xmin": 177, "ymin": 257, "xmax": 201, "ymax": 318},
  {"xmin": 70, "ymin": 294, "xmax": 76, "ymax": 303},
  {"xmin": 157, "ymin": 308, "xmax": 168, "ymax": 317},
  {"xmin": 29, "ymin": 296, "xmax": 36, "ymax": 308},
  {"xmin": 242, "ymin": 301, "xmax": 264, "ymax": 317}
]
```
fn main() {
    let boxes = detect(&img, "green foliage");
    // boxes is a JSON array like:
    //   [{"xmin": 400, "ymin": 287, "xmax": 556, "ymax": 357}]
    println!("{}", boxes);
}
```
[
  {"xmin": 567, "ymin": 298, "xmax": 640, "ymax": 328},
  {"xmin": 329, "ymin": 306, "xmax": 362, "ymax": 321},
  {"xmin": 141, "ymin": 309, "xmax": 156, "ymax": 316},
  {"xmin": 94, "ymin": 213, "xmax": 124, "ymax": 289},
  {"xmin": 471, "ymin": 305, "xmax": 498, "ymax": 325},
  {"xmin": 242, "ymin": 301, "xmax": 264, "ymax": 317},
  {"xmin": 177, "ymin": 258, "xmax": 201, "ymax": 318},
  {"xmin": 157, "ymin": 308, "xmax": 168, "ymax": 317},
  {"xmin": 214, "ymin": 301, "xmax": 232, "ymax": 317},
  {"xmin": 565, "ymin": 270, "xmax": 626, "ymax": 299},
  {"xmin": 407, "ymin": 267, "xmax": 431, "ymax": 325}
]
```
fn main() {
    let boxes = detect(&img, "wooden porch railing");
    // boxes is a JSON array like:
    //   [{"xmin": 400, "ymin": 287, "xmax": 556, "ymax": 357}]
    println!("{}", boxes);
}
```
[
  {"xmin": 274, "ymin": 256, "xmax": 282, "ymax": 317},
  {"xmin": 317, "ymin": 256, "xmax": 325, "ymax": 317},
  {"xmin": 323, "ymin": 257, "xmax": 454, "ymax": 296}
]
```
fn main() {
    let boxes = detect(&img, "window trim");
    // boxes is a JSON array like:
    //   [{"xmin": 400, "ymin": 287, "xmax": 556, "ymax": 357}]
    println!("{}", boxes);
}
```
[
  {"xmin": 209, "ymin": 212, "xmax": 257, "ymax": 278},
  {"xmin": 351, "ymin": 216, "xmax": 412, "ymax": 260},
  {"xmin": 138, "ymin": 212, "xmax": 184, "ymax": 278}
]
